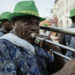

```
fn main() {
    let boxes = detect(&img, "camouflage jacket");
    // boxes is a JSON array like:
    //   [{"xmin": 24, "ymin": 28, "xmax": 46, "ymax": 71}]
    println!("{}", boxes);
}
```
[{"xmin": 0, "ymin": 39, "xmax": 54, "ymax": 75}]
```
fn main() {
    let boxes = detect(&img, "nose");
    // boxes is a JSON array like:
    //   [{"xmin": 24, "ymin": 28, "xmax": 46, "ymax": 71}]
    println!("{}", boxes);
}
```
[
  {"xmin": 30, "ymin": 27, "xmax": 39, "ymax": 33},
  {"xmin": 23, "ymin": 22, "xmax": 28, "ymax": 25},
  {"xmin": 31, "ymin": 26, "xmax": 39, "ymax": 30}
]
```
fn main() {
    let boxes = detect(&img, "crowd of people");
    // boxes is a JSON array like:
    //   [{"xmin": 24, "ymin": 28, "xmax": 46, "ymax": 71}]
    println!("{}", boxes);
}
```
[{"xmin": 0, "ymin": 0, "xmax": 75, "ymax": 75}]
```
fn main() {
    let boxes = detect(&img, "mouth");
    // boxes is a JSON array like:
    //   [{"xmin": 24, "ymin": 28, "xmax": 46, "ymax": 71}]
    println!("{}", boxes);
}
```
[
  {"xmin": 30, "ymin": 33, "xmax": 36, "ymax": 38},
  {"xmin": 28, "ymin": 30, "xmax": 39, "ymax": 36},
  {"xmin": 22, "ymin": 29, "xmax": 39, "ymax": 39}
]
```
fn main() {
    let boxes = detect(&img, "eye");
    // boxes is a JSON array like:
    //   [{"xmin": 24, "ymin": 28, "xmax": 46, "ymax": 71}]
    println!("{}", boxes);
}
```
[
  {"xmin": 35, "ymin": 22, "xmax": 39, "ymax": 25},
  {"xmin": 23, "ymin": 20, "xmax": 28, "ymax": 23},
  {"xmin": 29, "ymin": 20, "xmax": 33, "ymax": 25}
]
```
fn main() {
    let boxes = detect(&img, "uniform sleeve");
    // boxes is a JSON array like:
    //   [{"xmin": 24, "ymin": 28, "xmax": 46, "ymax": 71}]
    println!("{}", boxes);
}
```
[{"xmin": 0, "ymin": 40, "xmax": 16, "ymax": 75}]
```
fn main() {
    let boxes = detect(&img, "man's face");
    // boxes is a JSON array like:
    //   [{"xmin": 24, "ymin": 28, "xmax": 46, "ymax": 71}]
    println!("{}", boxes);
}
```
[
  {"xmin": 2, "ymin": 20, "xmax": 13, "ymax": 32},
  {"xmin": 13, "ymin": 16, "xmax": 40, "ymax": 40}
]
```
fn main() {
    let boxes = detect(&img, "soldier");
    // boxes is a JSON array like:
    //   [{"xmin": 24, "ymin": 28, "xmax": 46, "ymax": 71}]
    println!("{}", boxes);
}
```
[
  {"xmin": 59, "ymin": 8, "xmax": 75, "ymax": 61},
  {"xmin": 65, "ymin": 9, "xmax": 75, "ymax": 59}
]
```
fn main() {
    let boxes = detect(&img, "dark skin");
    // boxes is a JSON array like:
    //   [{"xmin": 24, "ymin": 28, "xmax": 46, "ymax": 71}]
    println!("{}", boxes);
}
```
[
  {"xmin": 12, "ymin": 16, "xmax": 54, "ymax": 50},
  {"xmin": 1, "ymin": 20, "xmax": 13, "ymax": 32},
  {"xmin": 12, "ymin": 16, "xmax": 40, "ymax": 43},
  {"xmin": 12, "ymin": 16, "xmax": 53, "ymax": 51}
]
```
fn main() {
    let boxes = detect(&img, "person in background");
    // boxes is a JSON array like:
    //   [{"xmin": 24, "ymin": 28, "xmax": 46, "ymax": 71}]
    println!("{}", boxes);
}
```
[
  {"xmin": 0, "ymin": 1, "xmax": 54, "ymax": 75},
  {"xmin": 0, "ymin": 12, "xmax": 12, "ymax": 36},
  {"xmin": 59, "ymin": 8, "xmax": 75, "ymax": 60},
  {"xmin": 65, "ymin": 8, "xmax": 75, "ymax": 59}
]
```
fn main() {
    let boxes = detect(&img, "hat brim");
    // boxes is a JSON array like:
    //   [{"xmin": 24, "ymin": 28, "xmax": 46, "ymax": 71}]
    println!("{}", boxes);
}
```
[
  {"xmin": 69, "ymin": 16, "xmax": 73, "ymax": 18},
  {"xmin": 8, "ymin": 13, "xmax": 45, "ymax": 22},
  {"xmin": 69, "ymin": 15, "xmax": 75, "ymax": 18},
  {"xmin": 0, "ymin": 18, "xmax": 8, "ymax": 21}
]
